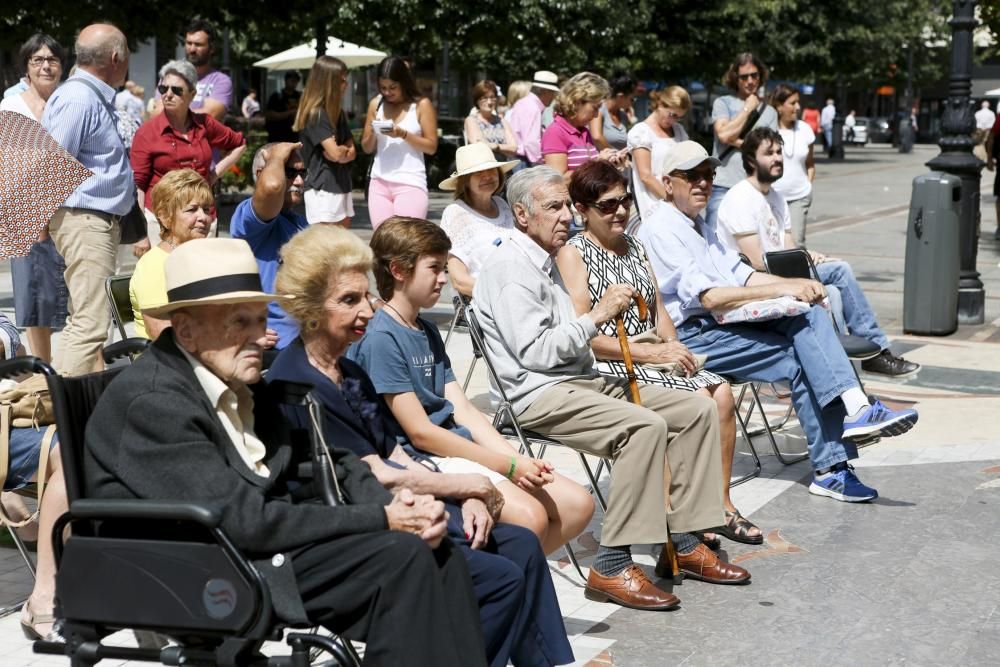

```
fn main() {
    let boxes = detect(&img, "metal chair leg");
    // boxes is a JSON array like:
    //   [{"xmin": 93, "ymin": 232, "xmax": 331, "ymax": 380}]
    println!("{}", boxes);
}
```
[
  {"xmin": 747, "ymin": 382, "xmax": 808, "ymax": 465},
  {"xmin": 4, "ymin": 524, "xmax": 37, "ymax": 578},
  {"xmin": 729, "ymin": 384, "xmax": 762, "ymax": 487}
]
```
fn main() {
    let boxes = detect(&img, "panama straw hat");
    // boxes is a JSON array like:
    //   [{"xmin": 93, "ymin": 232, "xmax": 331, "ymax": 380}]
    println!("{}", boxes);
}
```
[
  {"xmin": 438, "ymin": 143, "xmax": 520, "ymax": 191},
  {"xmin": 532, "ymin": 70, "xmax": 560, "ymax": 92},
  {"xmin": 145, "ymin": 238, "xmax": 284, "ymax": 316},
  {"xmin": 660, "ymin": 140, "xmax": 722, "ymax": 175}
]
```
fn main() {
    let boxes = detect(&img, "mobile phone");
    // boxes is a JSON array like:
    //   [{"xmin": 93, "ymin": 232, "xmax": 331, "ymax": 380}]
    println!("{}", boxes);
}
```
[{"xmin": 372, "ymin": 120, "xmax": 393, "ymax": 133}]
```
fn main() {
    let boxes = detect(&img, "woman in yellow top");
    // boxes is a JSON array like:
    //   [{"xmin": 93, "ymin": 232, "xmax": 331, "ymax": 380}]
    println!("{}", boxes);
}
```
[{"xmin": 129, "ymin": 169, "xmax": 213, "ymax": 339}]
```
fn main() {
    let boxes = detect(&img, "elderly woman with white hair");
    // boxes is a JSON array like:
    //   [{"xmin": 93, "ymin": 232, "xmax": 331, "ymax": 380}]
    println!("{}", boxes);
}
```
[{"xmin": 130, "ymin": 58, "xmax": 246, "ymax": 247}]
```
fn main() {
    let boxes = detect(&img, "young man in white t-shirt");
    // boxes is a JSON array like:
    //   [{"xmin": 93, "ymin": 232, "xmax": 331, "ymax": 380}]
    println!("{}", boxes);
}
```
[{"xmin": 717, "ymin": 128, "xmax": 919, "ymax": 378}]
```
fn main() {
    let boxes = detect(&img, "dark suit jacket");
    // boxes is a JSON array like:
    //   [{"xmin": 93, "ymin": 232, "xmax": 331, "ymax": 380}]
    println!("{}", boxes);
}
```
[
  {"xmin": 268, "ymin": 338, "xmax": 403, "ymax": 461},
  {"xmin": 85, "ymin": 330, "xmax": 393, "ymax": 622}
]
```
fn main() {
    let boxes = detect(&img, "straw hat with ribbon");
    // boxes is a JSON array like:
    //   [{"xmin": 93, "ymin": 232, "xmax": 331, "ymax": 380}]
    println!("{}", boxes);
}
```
[
  {"xmin": 532, "ymin": 71, "xmax": 560, "ymax": 92},
  {"xmin": 146, "ymin": 238, "xmax": 286, "ymax": 316},
  {"xmin": 439, "ymin": 143, "xmax": 520, "ymax": 191}
]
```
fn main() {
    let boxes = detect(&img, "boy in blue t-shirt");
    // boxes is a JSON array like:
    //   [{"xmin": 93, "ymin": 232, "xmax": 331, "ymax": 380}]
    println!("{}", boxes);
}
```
[{"xmin": 348, "ymin": 216, "xmax": 594, "ymax": 555}]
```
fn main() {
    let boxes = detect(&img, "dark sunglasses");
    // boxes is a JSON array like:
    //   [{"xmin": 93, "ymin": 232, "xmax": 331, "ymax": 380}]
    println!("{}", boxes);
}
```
[
  {"xmin": 738, "ymin": 72, "xmax": 761, "ymax": 81},
  {"xmin": 157, "ymin": 84, "xmax": 186, "ymax": 96},
  {"xmin": 285, "ymin": 167, "xmax": 307, "ymax": 180},
  {"xmin": 588, "ymin": 193, "xmax": 633, "ymax": 215},
  {"xmin": 671, "ymin": 168, "xmax": 715, "ymax": 184}
]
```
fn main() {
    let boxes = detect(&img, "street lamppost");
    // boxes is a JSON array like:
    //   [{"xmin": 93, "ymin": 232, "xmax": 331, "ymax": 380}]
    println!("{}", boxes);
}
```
[{"xmin": 925, "ymin": 0, "xmax": 984, "ymax": 324}]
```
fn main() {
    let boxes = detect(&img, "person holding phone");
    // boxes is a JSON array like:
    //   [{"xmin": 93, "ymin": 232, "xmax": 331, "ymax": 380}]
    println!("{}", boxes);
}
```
[{"xmin": 361, "ymin": 56, "xmax": 438, "ymax": 229}]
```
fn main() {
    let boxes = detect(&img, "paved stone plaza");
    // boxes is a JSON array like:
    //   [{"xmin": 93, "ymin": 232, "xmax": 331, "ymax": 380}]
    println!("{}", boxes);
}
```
[{"xmin": 2, "ymin": 143, "xmax": 999, "ymax": 665}]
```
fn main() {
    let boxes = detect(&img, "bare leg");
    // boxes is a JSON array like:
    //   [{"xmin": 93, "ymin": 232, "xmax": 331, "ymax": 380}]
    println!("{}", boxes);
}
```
[
  {"xmin": 21, "ymin": 444, "xmax": 66, "ymax": 638},
  {"xmin": 1, "ymin": 492, "xmax": 38, "ymax": 541},
  {"xmin": 498, "ymin": 473, "xmax": 595, "ymax": 555},
  {"xmin": 320, "ymin": 218, "xmax": 352, "ymax": 229},
  {"xmin": 702, "ymin": 385, "xmax": 761, "ymax": 541},
  {"xmin": 24, "ymin": 327, "xmax": 53, "ymax": 365}
]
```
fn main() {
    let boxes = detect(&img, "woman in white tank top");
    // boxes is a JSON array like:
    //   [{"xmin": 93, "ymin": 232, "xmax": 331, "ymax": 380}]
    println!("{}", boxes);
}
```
[{"xmin": 361, "ymin": 56, "xmax": 439, "ymax": 229}]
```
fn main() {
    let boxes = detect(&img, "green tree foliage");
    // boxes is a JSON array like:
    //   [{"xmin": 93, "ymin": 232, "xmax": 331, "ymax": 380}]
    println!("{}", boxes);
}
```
[{"xmin": 0, "ymin": 0, "xmax": 959, "ymax": 92}]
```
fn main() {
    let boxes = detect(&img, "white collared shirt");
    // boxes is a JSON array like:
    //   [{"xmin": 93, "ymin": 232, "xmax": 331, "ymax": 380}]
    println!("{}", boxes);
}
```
[{"xmin": 179, "ymin": 347, "xmax": 270, "ymax": 478}]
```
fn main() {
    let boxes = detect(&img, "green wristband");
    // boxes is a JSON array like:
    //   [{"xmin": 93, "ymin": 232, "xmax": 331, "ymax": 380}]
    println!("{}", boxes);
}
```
[{"xmin": 506, "ymin": 456, "xmax": 517, "ymax": 480}]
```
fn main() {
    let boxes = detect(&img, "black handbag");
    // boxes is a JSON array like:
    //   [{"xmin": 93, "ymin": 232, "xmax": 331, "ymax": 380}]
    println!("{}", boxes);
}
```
[{"xmin": 118, "ymin": 201, "xmax": 147, "ymax": 245}]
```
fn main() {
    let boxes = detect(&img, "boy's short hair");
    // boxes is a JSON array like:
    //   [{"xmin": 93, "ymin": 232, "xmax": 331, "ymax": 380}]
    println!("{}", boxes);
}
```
[{"xmin": 370, "ymin": 217, "xmax": 452, "ymax": 300}]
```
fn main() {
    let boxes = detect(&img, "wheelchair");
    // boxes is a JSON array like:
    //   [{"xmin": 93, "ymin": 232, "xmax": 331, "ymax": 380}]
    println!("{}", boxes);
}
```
[{"xmin": 1, "ymin": 355, "xmax": 362, "ymax": 667}]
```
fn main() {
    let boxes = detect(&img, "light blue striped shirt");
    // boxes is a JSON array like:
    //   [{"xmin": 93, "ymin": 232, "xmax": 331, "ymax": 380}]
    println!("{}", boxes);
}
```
[
  {"xmin": 636, "ymin": 203, "xmax": 756, "ymax": 326},
  {"xmin": 41, "ymin": 69, "xmax": 134, "ymax": 216}
]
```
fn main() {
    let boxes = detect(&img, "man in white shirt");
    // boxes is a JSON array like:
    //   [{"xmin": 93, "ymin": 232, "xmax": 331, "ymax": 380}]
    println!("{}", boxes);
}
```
[
  {"xmin": 716, "ymin": 127, "xmax": 919, "ymax": 378},
  {"xmin": 819, "ymin": 99, "xmax": 836, "ymax": 151},
  {"xmin": 974, "ymin": 100, "xmax": 995, "ymax": 162},
  {"xmin": 975, "ymin": 100, "xmax": 995, "ymax": 131}
]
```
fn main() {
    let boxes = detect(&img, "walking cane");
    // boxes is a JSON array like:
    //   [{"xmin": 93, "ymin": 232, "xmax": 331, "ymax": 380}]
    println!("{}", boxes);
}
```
[
  {"xmin": 613, "ymin": 293, "xmax": 684, "ymax": 583},
  {"xmin": 614, "ymin": 294, "xmax": 647, "ymax": 404}
]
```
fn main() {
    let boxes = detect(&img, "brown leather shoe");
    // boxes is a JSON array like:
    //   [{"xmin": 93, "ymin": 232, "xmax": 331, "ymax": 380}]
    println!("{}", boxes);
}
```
[
  {"xmin": 675, "ymin": 543, "xmax": 751, "ymax": 585},
  {"xmin": 585, "ymin": 564, "xmax": 680, "ymax": 611}
]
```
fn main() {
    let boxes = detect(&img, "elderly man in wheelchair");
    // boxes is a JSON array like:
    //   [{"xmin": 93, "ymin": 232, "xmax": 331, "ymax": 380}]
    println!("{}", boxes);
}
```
[{"xmin": 43, "ymin": 238, "xmax": 487, "ymax": 666}]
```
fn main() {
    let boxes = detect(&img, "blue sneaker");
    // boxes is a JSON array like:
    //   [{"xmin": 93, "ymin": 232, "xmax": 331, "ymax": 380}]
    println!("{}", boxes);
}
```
[
  {"xmin": 809, "ymin": 463, "xmax": 878, "ymax": 502},
  {"xmin": 842, "ymin": 399, "xmax": 917, "ymax": 443}
]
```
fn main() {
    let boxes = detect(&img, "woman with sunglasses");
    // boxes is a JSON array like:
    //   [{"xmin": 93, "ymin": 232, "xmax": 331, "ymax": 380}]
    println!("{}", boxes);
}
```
[
  {"xmin": 0, "ymin": 34, "xmax": 69, "ymax": 365},
  {"xmin": 627, "ymin": 85, "xmax": 691, "ymax": 225},
  {"xmin": 130, "ymin": 59, "xmax": 246, "ymax": 245},
  {"xmin": 706, "ymin": 52, "xmax": 777, "ymax": 231},
  {"xmin": 556, "ymin": 159, "xmax": 763, "ymax": 546},
  {"xmin": 293, "ymin": 55, "xmax": 356, "ymax": 228}
]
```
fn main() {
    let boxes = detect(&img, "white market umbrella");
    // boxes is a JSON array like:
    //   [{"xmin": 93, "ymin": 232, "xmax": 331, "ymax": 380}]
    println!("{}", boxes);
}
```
[
  {"xmin": 984, "ymin": 88, "xmax": 1000, "ymax": 97},
  {"xmin": 253, "ymin": 37, "xmax": 387, "ymax": 71}
]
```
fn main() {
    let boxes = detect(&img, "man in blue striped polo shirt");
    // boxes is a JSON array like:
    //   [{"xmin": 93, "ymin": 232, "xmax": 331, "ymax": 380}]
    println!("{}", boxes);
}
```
[{"xmin": 42, "ymin": 23, "xmax": 134, "ymax": 376}]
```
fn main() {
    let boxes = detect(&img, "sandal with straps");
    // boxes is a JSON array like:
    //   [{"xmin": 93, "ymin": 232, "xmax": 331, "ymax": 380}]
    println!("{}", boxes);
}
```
[
  {"xmin": 21, "ymin": 605, "xmax": 60, "ymax": 642},
  {"xmin": 715, "ymin": 509, "xmax": 764, "ymax": 545}
]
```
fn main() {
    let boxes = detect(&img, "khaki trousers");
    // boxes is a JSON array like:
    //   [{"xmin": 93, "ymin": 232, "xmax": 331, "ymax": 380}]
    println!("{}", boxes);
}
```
[
  {"xmin": 49, "ymin": 208, "xmax": 121, "ymax": 376},
  {"xmin": 518, "ymin": 376, "xmax": 724, "ymax": 547}
]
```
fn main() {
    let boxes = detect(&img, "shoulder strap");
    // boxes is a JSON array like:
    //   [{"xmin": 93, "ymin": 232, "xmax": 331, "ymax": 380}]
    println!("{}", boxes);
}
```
[
  {"xmin": 66, "ymin": 77, "xmax": 118, "ymax": 117},
  {"xmin": 0, "ymin": 405, "xmax": 10, "ymax": 493}
]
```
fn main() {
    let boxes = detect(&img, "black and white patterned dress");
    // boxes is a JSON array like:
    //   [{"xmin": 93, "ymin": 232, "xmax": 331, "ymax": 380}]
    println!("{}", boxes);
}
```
[{"xmin": 567, "ymin": 232, "xmax": 725, "ymax": 391}]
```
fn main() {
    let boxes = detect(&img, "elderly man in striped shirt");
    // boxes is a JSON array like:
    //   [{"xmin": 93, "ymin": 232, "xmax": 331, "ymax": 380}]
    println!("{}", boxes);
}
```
[{"xmin": 42, "ymin": 23, "xmax": 134, "ymax": 375}]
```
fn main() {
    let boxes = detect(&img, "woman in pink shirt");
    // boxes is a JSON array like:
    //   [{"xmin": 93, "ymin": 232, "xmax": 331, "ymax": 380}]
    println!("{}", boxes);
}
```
[{"xmin": 542, "ymin": 72, "xmax": 623, "ymax": 182}]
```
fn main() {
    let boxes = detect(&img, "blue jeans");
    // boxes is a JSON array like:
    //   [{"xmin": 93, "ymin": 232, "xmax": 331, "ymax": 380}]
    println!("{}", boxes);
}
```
[
  {"xmin": 816, "ymin": 261, "xmax": 889, "ymax": 350},
  {"xmin": 705, "ymin": 184, "xmax": 729, "ymax": 233},
  {"xmin": 676, "ymin": 305, "xmax": 860, "ymax": 471}
]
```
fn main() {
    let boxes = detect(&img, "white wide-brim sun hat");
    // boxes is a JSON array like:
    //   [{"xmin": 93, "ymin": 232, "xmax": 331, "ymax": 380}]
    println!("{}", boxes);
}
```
[{"xmin": 439, "ymin": 143, "xmax": 520, "ymax": 191}]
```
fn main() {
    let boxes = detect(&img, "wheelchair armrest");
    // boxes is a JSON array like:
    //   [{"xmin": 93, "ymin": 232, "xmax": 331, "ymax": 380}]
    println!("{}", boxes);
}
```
[
  {"xmin": 0, "ymin": 355, "xmax": 56, "ymax": 378},
  {"xmin": 69, "ymin": 499, "xmax": 222, "ymax": 528}
]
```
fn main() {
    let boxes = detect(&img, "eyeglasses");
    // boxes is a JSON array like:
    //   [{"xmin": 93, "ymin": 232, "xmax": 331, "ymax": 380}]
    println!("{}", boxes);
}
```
[
  {"xmin": 670, "ymin": 168, "xmax": 715, "ymax": 184},
  {"xmin": 285, "ymin": 167, "xmax": 307, "ymax": 180},
  {"xmin": 479, "ymin": 96, "xmax": 498, "ymax": 103},
  {"xmin": 157, "ymin": 84, "xmax": 186, "ymax": 96},
  {"xmin": 28, "ymin": 56, "xmax": 61, "ymax": 67},
  {"xmin": 738, "ymin": 71, "xmax": 761, "ymax": 82},
  {"xmin": 663, "ymin": 110, "xmax": 685, "ymax": 121},
  {"xmin": 588, "ymin": 193, "xmax": 633, "ymax": 214}
]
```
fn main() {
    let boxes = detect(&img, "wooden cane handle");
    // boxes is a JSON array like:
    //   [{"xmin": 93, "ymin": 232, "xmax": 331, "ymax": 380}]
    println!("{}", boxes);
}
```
[
  {"xmin": 635, "ymin": 294, "xmax": 648, "ymax": 322},
  {"xmin": 615, "ymin": 316, "xmax": 642, "ymax": 404}
]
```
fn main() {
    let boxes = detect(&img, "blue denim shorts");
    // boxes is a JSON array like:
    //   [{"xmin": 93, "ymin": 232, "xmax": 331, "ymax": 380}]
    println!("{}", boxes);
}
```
[{"xmin": 4, "ymin": 427, "xmax": 59, "ymax": 491}]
